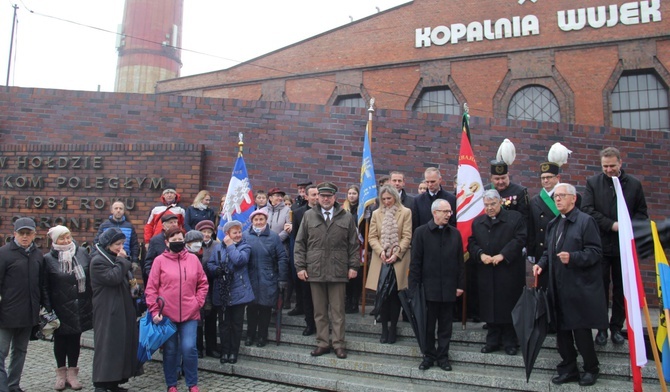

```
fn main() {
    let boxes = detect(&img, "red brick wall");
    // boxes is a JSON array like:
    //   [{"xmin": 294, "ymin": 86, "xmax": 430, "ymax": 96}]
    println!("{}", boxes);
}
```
[
  {"xmin": 0, "ymin": 87, "xmax": 667, "ymax": 302},
  {"xmin": 0, "ymin": 142, "xmax": 203, "ymax": 249},
  {"xmin": 155, "ymin": 0, "xmax": 670, "ymax": 128}
]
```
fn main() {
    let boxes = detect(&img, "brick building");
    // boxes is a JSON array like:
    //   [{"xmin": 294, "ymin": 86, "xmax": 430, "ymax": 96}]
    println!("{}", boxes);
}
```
[{"xmin": 156, "ymin": 0, "xmax": 669, "ymax": 132}]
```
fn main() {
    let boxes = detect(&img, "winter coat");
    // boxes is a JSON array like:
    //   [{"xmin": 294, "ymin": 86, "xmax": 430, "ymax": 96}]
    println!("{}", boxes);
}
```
[
  {"xmin": 144, "ymin": 203, "xmax": 186, "ymax": 243},
  {"xmin": 243, "ymin": 226, "xmax": 289, "ymax": 307},
  {"xmin": 95, "ymin": 216, "xmax": 140, "ymax": 263},
  {"xmin": 262, "ymin": 202, "xmax": 291, "ymax": 242},
  {"xmin": 206, "ymin": 240, "xmax": 253, "ymax": 307},
  {"xmin": 365, "ymin": 205, "xmax": 412, "ymax": 291},
  {"xmin": 143, "ymin": 232, "xmax": 167, "ymax": 283},
  {"xmin": 468, "ymin": 208, "xmax": 527, "ymax": 324},
  {"xmin": 537, "ymin": 207, "xmax": 607, "ymax": 330},
  {"xmin": 145, "ymin": 248, "xmax": 208, "ymax": 323},
  {"xmin": 411, "ymin": 187, "xmax": 457, "ymax": 231},
  {"xmin": 0, "ymin": 241, "xmax": 43, "ymax": 328},
  {"xmin": 487, "ymin": 182, "xmax": 530, "ymax": 223},
  {"xmin": 294, "ymin": 202, "xmax": 360, "ymax": 283},
  {"xmin": 582, "ymin": 170, "xmax": 648, "ymax": 256},
  {"xmin": 184, "ymin": 205, "xmax": 217, "ymax": 232},
  {"xmin": 528, "ymin": 191, "xmax": 582, "ymax": 260},
  {"xmin": 42, "ymin": 245, "xmax": 93, "ymax": 335},
  {"xmin": 409, "ymin": 221, "xmax": 465, "ymax": 302},
  {"xmin": 89, "ymin": 245, "xmax": 139, "ymax": 383}
]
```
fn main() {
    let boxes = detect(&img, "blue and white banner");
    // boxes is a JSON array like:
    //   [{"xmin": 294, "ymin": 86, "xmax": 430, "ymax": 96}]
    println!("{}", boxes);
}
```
[
  {"xmin": 218, "ymin": 156, "xmax": 254, "ymax": 240},
  {"xmin": 357, "ymin": 122, "xmax": 377, "ymax": 226}
]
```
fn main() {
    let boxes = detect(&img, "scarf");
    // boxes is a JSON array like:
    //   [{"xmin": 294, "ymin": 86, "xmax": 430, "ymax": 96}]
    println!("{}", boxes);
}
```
[
  {"xmin": 380, "ymin": 204, "xmax": 400, "ymax": 258},
  {"xmin": 53, "ymin": 242, "xmax": 87, "ymax": 293},
  {"xmin": 194, "ymin": 202, "xmax": 207, "ymax": 210}
]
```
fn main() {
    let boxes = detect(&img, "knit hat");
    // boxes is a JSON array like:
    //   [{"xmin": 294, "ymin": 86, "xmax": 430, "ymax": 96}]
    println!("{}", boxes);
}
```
[
  {"xmin": 267, "ymin": 187, "xmax": 286, "ymax": 197},
  {"xmin": 184, "ymin": 230, "xmax": 204, "ymax": 244},
  {"xmin": 98, "ymin": 227, "xmax": 126, "ymax": 248},
  {"xmin": 249, "ymin": 209, "xmax": 268, "ymax": 220},
  {"xmin": 195, "ymin": 220, "xmax": 216, "ymax": 232},
  {"xmin": 47, "ymin": 225, "xmax": 70, "ymax": 243},
  {"xmin": 222, "ymin": 220, "xmax": 243, "ymax": 234}
]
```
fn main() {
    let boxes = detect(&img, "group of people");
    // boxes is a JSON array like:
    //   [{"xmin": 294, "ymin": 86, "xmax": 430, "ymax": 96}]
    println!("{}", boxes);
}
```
[{"xmin": 0, "ymin": 145, "xmax": 648, "ymax": 391}]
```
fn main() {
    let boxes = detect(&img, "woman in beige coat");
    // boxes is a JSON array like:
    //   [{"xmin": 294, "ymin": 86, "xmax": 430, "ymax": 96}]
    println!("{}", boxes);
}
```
[{"xmin": 365, "ymin": 185, "xmax": 412, "ymax": 343}]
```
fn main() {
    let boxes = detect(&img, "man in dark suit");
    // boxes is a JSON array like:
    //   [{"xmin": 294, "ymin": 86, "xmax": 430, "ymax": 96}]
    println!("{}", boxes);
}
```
[
  {"xmin": 582, "ymin": 147, "xmax": 648, "ymax": 346},
  {"xmin": 487, "ymin": 160, "xmax": 529, "ymax": 222},
  {"xmin": 534, "ymin": 183, "xmax": 606, "ymax": 386},
  {"xmin": 468, "ymin": 189, "xmax": 526, "ymax": 356},
  {"xmin": 412, "ymin": 167, "xmax": 456, "ymax": 231},
  {"xmin": 410, "ymin": 199, "xmax": 464, "ymax": 372},
  {"xmin": 390, "ymin": 171, "xmax": 415, "ymax": 210},
  {"xmin": 527, "ymin": 162, "xmax": 582, "ymax": 276}
]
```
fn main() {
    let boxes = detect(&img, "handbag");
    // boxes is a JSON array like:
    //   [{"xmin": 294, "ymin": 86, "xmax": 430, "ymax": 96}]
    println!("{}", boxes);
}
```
[{"xmin": 35, "ymin": 307, "xmax": 60, "ymax": 341}]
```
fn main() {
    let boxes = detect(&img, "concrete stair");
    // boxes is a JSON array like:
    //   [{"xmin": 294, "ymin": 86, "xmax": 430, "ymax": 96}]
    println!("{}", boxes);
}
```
[{"xmin": 81, "ymin": 310, "xmax": 664, "ymax": 391}]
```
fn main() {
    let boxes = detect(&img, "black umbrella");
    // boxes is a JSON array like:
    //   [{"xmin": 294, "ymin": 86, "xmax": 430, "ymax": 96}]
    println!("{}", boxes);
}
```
[
  {"xmin": 398, "ymin": 284, "xmax": 427, "ymax": 354},
  {"xmin": 370, "ymin": 263, "xmax": 397, "ymax": 321},
  {"xmin": 634, "ymin": 218, "xmax": 670, "ymax": 260},
  {"xmin": 276, "ymin": 287, "xmax": 284, "ymax": 346},
  {"xmin": 511, "ymin": 276, "xmax": 551, "ymax": 382}
]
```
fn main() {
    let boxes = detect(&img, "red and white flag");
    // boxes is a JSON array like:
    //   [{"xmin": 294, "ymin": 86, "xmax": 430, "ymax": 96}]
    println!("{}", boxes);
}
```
[
  {"xmin": 456, "ymin": 129, "xmax": 485, "ymax": 258},
  {"xmin": 613, "ymin": 176, "xmax": 647, "ymax": 391}
]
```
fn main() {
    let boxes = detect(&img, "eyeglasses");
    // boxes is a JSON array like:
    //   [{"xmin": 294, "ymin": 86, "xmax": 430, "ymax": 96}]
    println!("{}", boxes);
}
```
[
  {"xmin": 553, "ymin": 193, "xmax": 574, "ymax": 199},
  {"xmin": 540, "ymin": 175, "xmax": 556, "ymax": 181},
  {"xmin": 484, "ymin": 202, "xmax": 499, "ymax": 208},
  {"xmin": 15, "ymin": 231, "xmax": 35, "ymax": 237},
  {"xmin": 319, "ymin": 194, "xmax": 334, "ymax": 198},
  {"xmin": 436, "ymin": 209, "xmax": 452, "ymax": 215}
]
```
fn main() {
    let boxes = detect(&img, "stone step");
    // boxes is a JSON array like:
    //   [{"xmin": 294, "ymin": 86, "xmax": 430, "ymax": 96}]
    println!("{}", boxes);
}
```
[{"xmin": 269, "ymin": 323, "xmax": 660, "ymax": 381}]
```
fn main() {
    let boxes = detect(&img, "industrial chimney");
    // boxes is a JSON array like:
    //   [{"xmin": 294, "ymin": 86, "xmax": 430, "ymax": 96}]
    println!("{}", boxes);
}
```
[{"xmin": 114, "ymin": 0, "xmax": 183, "ymax": 93}]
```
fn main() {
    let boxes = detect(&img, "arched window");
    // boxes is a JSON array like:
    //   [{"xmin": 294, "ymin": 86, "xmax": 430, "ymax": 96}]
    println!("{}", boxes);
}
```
[
  {"xmin": 414, "ymin": 88, "xmax": 460, "ymax": 115},
  {"xmin": 334, "ymin": 94, "xmax": 366, "ymax": 108},
  {"xmin": 507, "ymin": 86, "xmax": 560, "ymax": 123},
  {"xmin": 611, "ymin": 73, "xmax": 669, "ymax": 132}
]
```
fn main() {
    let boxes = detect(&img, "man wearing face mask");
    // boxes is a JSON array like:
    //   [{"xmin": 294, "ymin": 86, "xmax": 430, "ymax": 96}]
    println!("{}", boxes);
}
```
[
  {"xmin": 144, "ymin": 213, "xmax": 180, "ymax": 284},
  {"xmin": 195, "ymin": 221, "xmax": 220, "ymax": 358}
]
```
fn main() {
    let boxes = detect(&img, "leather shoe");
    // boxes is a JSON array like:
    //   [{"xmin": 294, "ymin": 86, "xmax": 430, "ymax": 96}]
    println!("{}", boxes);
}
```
[
  {"xmin": 438, "ymin": 360, "xmax": 452, "ymax": 371},
  {"xmin": 418, "ymin": 359, "xmax": 433, "ymax": 370},
  {"xmin": 302, "ymin": 325, "xmax": 316, "ymax": 336},
  {"xmin": 206, "ymin": 350, "xmax": 221, "ymax": 359},
  {"xmin": 310, "ymin": 346, "xmax": 330, "ymax": 357},
  {"xmin": 228, "ymin": 354, "xmax": 238, "ymax": 364},
  {"xmin": 219, "ymin": 354, "xmax": 229, "ymax": 364},
  {"xmin": 579, "ymin": 371, "xmax": 599, "ymax": 386},
  {"xmin": 244, "ymin": 337, "xmax": 254, "ymax": 346},
  {"xmin": 505, "ymin": 347, "xmax": 517, "ymax": 356},
  {"xmin": 595, "ymin": 330, "xmax": 607, "ymax": 346},
  {"xmin": 611, "ymin": 330, "xmax": 625, "ymax": 345},
  {"xmin": 334, "ymin": 348, "xmax": 347, "ymax": 359},
  {"xmin": 551, "ymin": 372, "xmax": 580, "ymax": 385},
  {"xmin": 388, "ymin": 325, "xmax": 397, "ymax": 344},
  {"xmin": 256, "ymin": 338, "xmax": 268, "ymax": 347},
  {"xmin": 480, "ymin": 345, "xmax": 499, "ymax": 353},
  {"xmin": 287, "ymin": 307, "xmax": 304, "ymax": 316}
]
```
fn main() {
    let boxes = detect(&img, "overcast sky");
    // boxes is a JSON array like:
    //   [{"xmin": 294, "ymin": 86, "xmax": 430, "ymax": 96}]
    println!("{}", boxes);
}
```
[{"xmin": 0, "ymin": 0, "xmax": 409, "ymax": 92}]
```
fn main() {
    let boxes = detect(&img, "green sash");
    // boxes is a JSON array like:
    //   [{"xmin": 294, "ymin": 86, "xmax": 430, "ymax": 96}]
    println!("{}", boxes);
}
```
[{"xmin": 540, "ymin": 188, "xmax": 560, "ymax": 216}]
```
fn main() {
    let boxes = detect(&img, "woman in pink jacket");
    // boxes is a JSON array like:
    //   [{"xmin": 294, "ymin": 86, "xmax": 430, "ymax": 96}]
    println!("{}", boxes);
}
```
[{"xmin": 145, "ymin": 227, "xmax": 209, "ymax": 392}]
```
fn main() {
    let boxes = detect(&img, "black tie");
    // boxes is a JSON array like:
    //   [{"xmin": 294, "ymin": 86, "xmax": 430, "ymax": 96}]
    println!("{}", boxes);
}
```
[{"xmin": 324, "ymin": 211, "xmax": 331, "ymax": 225}]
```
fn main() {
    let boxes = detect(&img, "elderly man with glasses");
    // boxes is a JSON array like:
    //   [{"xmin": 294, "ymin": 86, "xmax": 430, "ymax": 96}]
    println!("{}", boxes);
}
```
[
  {"xmin": 468, "ymin": 189, "xmax": 527, "ymax": 356},
  {"xmin": 533, "ymin": 183, "xmax": 606, "ymax": 386},
  {"xmin": 0, "ymin": 218, "xmax": 44, "ymax": 392}
]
